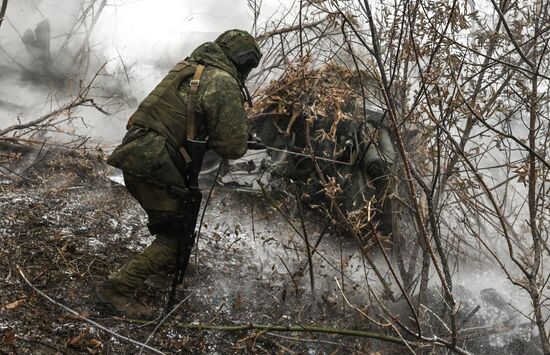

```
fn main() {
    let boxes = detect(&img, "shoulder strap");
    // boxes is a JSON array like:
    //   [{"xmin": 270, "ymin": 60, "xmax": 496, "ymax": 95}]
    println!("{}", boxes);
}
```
[{"xmin": 186, "ymin": 64, "xmax": 206, "ymax": 140}]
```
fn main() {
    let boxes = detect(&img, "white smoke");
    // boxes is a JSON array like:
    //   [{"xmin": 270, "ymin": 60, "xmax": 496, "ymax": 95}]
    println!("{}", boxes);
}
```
[{"xmin": 0, "ymin": 0, "xmax": 257, "ymax": 144}]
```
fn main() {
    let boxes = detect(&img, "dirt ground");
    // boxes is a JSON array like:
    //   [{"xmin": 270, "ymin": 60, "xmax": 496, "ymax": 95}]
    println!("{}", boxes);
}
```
[
  {"xmin": 1, "ymin": 143, "xmax": 539, "ymax": 355},
  {"xmin": 0, "ymin": 142, "xmax": 399, "ymax": 354}
]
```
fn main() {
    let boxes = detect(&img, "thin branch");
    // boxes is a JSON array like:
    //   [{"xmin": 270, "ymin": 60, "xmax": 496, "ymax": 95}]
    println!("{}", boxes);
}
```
[
  {"xmin": 0, "ymin": 97, "xmax": 108, "ymax": 137},
  {"xmin": 122, "ymin": 319, "xmax": 413, "ymax": 346},
  {"xmin": 17, "ymin": 266, "xmax": 165, "ymax": 355},
  {"xmin": 256, "ymin": 17, "xmax": 328, "ymax": 42},
  {"xmin": 0, "ymin": 62, "xmax": 109, "ymax": 137},
  {"xmin": 0, "ymin": 99, "xmax": 86, "ymax": 136},
  {"xmin": 290, "ymin": 180, "xmax": 315, "ymax": 292},
  {"xmin": 139, "ymin": 289, "xmax": 199, "ymax": 354},
  {"xmin": 449, "ymin": 70, "xmax": 550, "ymax": 170},
  {"xmin": 0, "ymin": 0, "xmax": 7, "ymax": 30},
  {"xmin": 488, "ymin": 0, "xmax": 534, "ymax": 68}
]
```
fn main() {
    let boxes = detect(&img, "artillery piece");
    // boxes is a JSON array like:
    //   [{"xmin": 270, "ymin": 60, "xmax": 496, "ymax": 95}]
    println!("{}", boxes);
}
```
[{"xmin": 248, "ymin": 63, "xmax": 396, "ymax": 238}]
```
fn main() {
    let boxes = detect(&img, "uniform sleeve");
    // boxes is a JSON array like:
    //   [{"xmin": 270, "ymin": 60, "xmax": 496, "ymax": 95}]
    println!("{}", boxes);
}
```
[{"xmin": 200, "ymin": 71, "xmax": 248, "ymax": 159}]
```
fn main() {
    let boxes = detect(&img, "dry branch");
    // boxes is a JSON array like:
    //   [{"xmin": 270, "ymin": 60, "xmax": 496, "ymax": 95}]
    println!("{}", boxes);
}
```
[
  {"xmin": 0, "ymin": 0, "xmax": 7, "ymax": 30},
  {"xmin": 121, "ymin": 318, "xmax": 411, "ymax": 346},
  {"xmin": 122, "ymin": 317, "xmax": 474, "ymax": 354},
  {"xmin": 290, "ymin": 181, "xmax": 315, "ymax": 292},
  {"xmin": 255, "ymin": 17, "xmax": 329, "ymax": 42},
  {"xmin": 0, "ymin": 97, "xmax": 105, "ymax": 137},
  {"xmin": 17, "ymin": 266, "xmax": 165, "ymax": 355},
  {"xmin": 139, "ymin": 289, "xmax": 200, "ymax": 355}
]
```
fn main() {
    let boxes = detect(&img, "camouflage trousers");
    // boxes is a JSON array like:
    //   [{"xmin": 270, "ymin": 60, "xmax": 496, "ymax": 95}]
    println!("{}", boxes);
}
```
[{"xmin": 108, "ymin": 173, "xmax": 198, "ymax": 295}]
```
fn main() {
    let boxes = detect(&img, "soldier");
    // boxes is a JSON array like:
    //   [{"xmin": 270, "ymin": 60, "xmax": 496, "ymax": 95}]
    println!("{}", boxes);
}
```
[{"xmin": 95, "ymin": 29, "xmax": 262, "ymax": 318}]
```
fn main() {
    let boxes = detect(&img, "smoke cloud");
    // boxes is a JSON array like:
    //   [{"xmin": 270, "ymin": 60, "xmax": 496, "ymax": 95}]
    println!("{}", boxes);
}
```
[{"xmin": 0, "ymin": 0, "xmax": 255, "ymax": 144}]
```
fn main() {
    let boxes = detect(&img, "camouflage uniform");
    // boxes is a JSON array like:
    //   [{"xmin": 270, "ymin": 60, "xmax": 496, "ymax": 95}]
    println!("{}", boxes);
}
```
[{"xmin": 95, "ymin": 30, "xmax": 262, "ymax": 318}]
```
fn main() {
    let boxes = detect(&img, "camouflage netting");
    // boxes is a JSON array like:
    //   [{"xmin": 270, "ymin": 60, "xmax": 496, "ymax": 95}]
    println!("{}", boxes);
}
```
[
  {"xmin": 249, "ymin": 60, "xmax": 395, "ymax": 239},
  {"xmin": 250, "ymin": 59, "xmax": 384, "ymax": 143}
]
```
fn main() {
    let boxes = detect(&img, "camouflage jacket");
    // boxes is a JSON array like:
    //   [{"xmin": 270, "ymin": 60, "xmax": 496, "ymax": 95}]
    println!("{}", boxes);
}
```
[{"xmin": 107, "ymin": 42, "xmax": 248, "ymax": 187}]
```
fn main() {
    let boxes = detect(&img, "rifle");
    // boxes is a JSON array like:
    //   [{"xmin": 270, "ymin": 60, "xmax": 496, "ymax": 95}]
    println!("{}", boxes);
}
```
[
  {"xmin": 162, "ymin": 139, "xmax": 207, "ymax": 312},
  {"xmin": 161, "ymin": 137, "xmax": 266, "ymax": 312}
]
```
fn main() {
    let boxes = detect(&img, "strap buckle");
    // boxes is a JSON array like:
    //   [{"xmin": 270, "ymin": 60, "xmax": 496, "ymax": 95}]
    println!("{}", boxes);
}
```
[{"xmin": 190, "ymin": 79, "xmax": 200, "ymax": 87}]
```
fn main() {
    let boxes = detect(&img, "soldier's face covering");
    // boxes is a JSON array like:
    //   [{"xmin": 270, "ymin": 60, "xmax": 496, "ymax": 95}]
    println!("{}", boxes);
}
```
[{"xmin": 231, "ymin": 49, "xmax": 261, "ymax": 81}]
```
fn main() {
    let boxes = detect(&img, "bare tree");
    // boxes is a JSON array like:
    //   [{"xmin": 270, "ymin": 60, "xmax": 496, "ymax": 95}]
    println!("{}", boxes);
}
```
[
  {"xmin": 250, "ymin": 0, "xmax": 550, "ymax": 353},
  {"xmin": 0, "ymin": 0, "xmax": 7, "ymax": 30}
]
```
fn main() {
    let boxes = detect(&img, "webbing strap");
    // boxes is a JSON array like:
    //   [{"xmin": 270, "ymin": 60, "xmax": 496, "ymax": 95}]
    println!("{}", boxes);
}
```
[{"xmin": 186, "ymin": 64, "xmax": 205, "ymax": 140}]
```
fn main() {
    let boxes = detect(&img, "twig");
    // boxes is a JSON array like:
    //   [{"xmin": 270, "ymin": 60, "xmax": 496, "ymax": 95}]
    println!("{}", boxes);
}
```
[
  {"xmin": 334, "ymin": 277, "xmax": 369, "ymax": 321},
  {"xmin": 0, "ymin": 136, "xmax": 91, "ymax": 150},
  {"xmin": 0, "ymin": 61, "xmax": 109, "ymax": 137},
  {"xmin": 0, "ymin": 0, "xmax": 7, "ymax": 30},
  {"xmin": 251, "ymin": 199, "xmax": 256, "ymax": 241},
  {"xmin": 290, "ymin": 180, "xmax": 315, "ymax": 293},
  {"xmin": 0, "ymin": 99, "xmax": 83, "ymax": 136},
  {"xmin": 264, "ymin": 332, "xmax": 358, "ymax": 348},
  {"xmin": 83, "ymin": 98, "xmax": 110, "ymax": 115},
  {"xmin": 256, "ymin": 17, "xmax": 328, "ymax": 41},
  {"xmin": 340, "ymin": 241, "xmax": 345, "ymax": 313},
  {"xmin": 16, "ymin": 265, "xmax": 165, "ymax": 355},
  {"xmin": 116, "ymin": 46, "xmax": 132, "ymax": 88},
  {"xmin": 74, "ymin": 0, "xmax": 107, "ymax": 66},
  {"xmin": 449, "ymin": 70, "xmax": 550, "ymax": 171},
  {"xmin": 194, "ymin": 158, "xmax": 225, "ymax": 267},
  {"xmin": 488, "ymin": 0, "xmax": 534, "ymax": 68},
  {"xmin": 258, "ymin": 180, "xmax": 304, "ymax": 238},
  {"xmin": 0, "ymin": 98, "xmax": 107, "ymax": 137},
  {"xmin": 278, "ymin": 255, "xmax": 300, "ymax": 292},
  {"xmin": 121, "ymin": 319, "xmax": 412, "ymax": 346},
  {"xmin": 139, "ymin": 289, "xmax": 199, "ymax": 354},
  {"xmin": 265, "ymin": 145, "xmax": 352, "ymax": 165},
  {"xmin": 458, "ymin": 305, "xmax": 480, "ymax": 328}
]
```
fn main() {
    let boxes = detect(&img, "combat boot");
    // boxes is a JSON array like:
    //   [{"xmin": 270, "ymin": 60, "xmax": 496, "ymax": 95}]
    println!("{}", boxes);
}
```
[
  {"xmin": 95, "ymin": 236, "xmax": 178, "ymax": 315},
  {"xmin": 107, "ymin": 237, "xmax": 178, "ymax": 291},
  {"xmin": 145, "ymin": 260, "xmax": 197, "ymax": 289},
  {"xmin": 94, "ymin": 279, "xmax": 155, "ymax": 319}
]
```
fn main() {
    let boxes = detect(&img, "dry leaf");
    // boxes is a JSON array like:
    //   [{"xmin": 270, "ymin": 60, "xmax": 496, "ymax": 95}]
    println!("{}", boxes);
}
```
[
  {"xmin": 232, "ymin": 292, "xmax": 243, "ymax": 310},
  {"xmin": 67, "ymin": 327, "xmax": 89, "ymax": 346},
  {"xmin": 2, "ymin": 329, "xmax": 15, "ymax": 345},
  {"xmin": 87, "ymin": 338, "xmax": 102, "ymax": 348},
  {"xmin": 3, "ymin": 298, "xmax": 25, "ymax": 310}
]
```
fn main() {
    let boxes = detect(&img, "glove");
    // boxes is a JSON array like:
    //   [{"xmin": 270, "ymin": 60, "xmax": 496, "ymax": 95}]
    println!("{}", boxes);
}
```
[{"xmin": 247, "ymin": 133, "xmax": 266, "ymax": 150}]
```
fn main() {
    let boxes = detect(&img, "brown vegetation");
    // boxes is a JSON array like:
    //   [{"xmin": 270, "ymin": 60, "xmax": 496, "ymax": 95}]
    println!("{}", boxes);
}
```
[{"xmin": 1, "ymin": 0, "xmax": 549, "ymax": 354}]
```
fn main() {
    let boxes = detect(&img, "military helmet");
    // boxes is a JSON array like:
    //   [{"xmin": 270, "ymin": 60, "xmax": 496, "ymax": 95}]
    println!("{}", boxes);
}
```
[{"xmin": 215, "ymin": 29, "xmax": 262, "ymax": 80}]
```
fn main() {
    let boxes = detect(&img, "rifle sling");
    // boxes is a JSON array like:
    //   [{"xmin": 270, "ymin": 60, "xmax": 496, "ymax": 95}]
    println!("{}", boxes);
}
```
[{"xmin": 186, "ymin": 64, "xmax": 206, "ymax": 140}]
